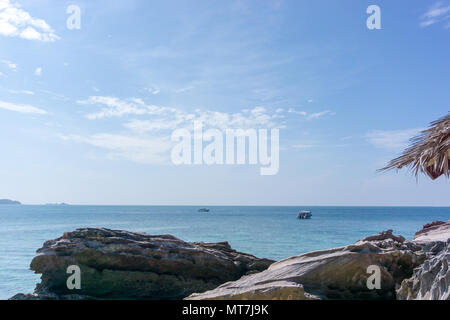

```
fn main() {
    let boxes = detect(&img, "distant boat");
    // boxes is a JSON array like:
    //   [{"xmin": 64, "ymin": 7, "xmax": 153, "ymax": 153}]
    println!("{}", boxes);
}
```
[
  {"xmin": 198, "ymin": 208, "xmax": 210, "ymax": 213},
  {"xmin": 297, "ymin": 210, "xmax": 312, "ymax": 219}
]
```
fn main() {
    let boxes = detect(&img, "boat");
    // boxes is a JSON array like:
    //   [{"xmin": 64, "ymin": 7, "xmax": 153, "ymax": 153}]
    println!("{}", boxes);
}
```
[
  {"xmin": 198, "ymin": 208, "xmax": 210, "ymax": 213},
  {"xmin": 297, "ymin": 210, "xmax": 312, "ymax": 219}
]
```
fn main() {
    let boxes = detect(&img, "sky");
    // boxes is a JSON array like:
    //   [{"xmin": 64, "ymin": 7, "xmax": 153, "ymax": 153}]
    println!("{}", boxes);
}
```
[{"xmin": 0, "ymin": 0, "xmax": 449, "ymax": 206}]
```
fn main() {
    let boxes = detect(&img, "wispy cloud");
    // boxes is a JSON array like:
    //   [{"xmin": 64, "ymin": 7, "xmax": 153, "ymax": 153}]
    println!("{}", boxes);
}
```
[
  {"xmin": 288, "ymin": 108, "xmax": 335, "ymax": 120},
  {"xmin": 68, "ymin": 95, "xmax": 288, "ymax": 164},
  {"xmin": 144, "ymin": 86, "xmax": 160, "ymax": 95},
  {"xmin": 34, "ymin": 67, "xmax": 42, "ymax": 76},
  {"xmin": 0, "ymin": 99, "xmax": 47, "ymax": 114},
  {"xmin": 59, "ymin": 133, "xmax": 172, "ymax": 165},
  {"xmin": 420, "ymin": 2, "xmax": 450, "ymax": 28},
  {"xmin": 0, "ymin": 0, "xmax": 59, "ymax": 41},
  {"xmin": 196, "ymin": 106, "xmax": 283, "ymax": 129},
  {"xmin": 1, "ymin": 59, "xmax": 16, "ymax": 71},
  {"xmin": 365, "ymin": 128, "xmax": 424, "ymax": 151},
  {"xmin": 78, "ymin": 96, "xmax": 284, "ymax": 130},
  {"xmin": 78, "ymin": 96, "xmax": 175, "ymax": 120},
  {"xmin": 8, "ymin": 89, "xmax": 34, "ymax": 95},
  {"xmin": 60, "ymin": 105, "xmax": 282, "ymax": 164},
  {"xmin": 38, "ymin": 89, "xmax": 69, "ymax": 101},
  {"xmin": 174, "ymin": 86, "xmax": 194, "ymax": 93},
  {"xmin": 307, "ymin": 110, "xmax": 335, "ymax": 120},
  {"xmin": 288, "ymin": 108, "xmax": 307, "ymax": 116}
]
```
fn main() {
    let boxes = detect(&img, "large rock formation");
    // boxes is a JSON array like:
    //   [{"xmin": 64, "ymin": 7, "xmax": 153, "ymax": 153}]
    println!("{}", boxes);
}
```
[
  {"xmin": 10, "ymin": 228, "xmax": 273, "ymax": 300},
  {"xmin": 187, "ymin": 231, "xmax": 425, "ymax": 300},
  {"xmin": 397, "ymin": 221, "xmax": 449, "ymax": 300},
  {"xmin": 186, "ymin": 223, "xmax": 450, "ymax": 301},
  {"xmin": 11, "ymin": 222, "xmax": 450, "ymax": 300}
]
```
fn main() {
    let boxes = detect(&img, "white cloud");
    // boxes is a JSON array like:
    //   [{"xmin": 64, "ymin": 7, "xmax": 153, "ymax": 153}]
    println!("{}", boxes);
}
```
[
  {"xmin": 288, "ymin": 108, "xmax": 307, "ymax": 116},
  {"xmin": 287, "ymin": 108, "xmax": 335, "ymax": 120},
  {"xmin": 420, "ymin": 19, "xmax": 438, "ymax": 27},
  {"xmin": 196, "ymin": 106, "xmax": 281, "ymax": 129},
  {"xmin": 34, "ymin": 67, "xmax": 42, "ymax": 76},
  {"xmin": 8, "ymin": 89, "xmax": 34, "ymax": 95},
  {"xmin": 144, "ymin": 86, "xmax": 160, "ymax": 95},
  {"xmin": 59, "ymin": 133, "xmax": 172, "ymax": 165},
  {"xmin": 130, "ymin": 97, "xmax": 145, "ymax": 105},
  {"xmin": 365, "ymin": 128, "xmax": 424, "ymax": 151},
  {"xmin": 174, "ymin": 86, "xmax": 194, "ymax": 93},
  {"xmin": 69, "ymin": 96, "xmax": 289, "ymax": 164},
  {"xmin": 1, "ymin": 59, "xmax": 16, "ymax": 70},
  {"xmin": 78, "ymin": 96, "xmax": 174, "ymax": 119},
  {"xmin": 78, "ymin": 96, "xmax": 283, "ymax": 129},
  {"xmin": 0, "ymin": 99, "xmax": 47, "ymax": 114},
  {"xmin": 38, "ymin": 89, "xmax": 69, "ymax": 101},
  {"xmin": 423, "ymin": 2, "xmax": 450, "ymax": 18},
  {"xmin": 420, "ymin": 2, "xmax": 450, "ymax": 28},
  {"xmin": 307, "ymin": 110, "xmax": 335, "ymax": 120},
  {"xmin": 0, "ymin": 0, "xmax": 59, "ymax": 41}
]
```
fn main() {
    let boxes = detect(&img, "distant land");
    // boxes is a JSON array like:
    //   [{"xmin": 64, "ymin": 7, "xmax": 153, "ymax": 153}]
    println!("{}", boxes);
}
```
[{"xmin": 0, "ymin": 199, "xmax": 21, "ymax": 205}]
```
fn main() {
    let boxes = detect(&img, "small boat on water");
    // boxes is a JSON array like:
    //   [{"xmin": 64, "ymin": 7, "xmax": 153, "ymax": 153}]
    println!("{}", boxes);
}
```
[
  {"xmin": 198, "ymin": 208, "xmax": 210, "ymax": 213},
  {"xmin": 297, "ymin": 210, "xmax": 312, "ymax": 219}
]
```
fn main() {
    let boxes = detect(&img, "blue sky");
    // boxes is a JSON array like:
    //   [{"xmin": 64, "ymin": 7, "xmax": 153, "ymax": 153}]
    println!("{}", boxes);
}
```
[{"xmin": 0, "ymin": 0, "xmax": 449, "ymax": 205}]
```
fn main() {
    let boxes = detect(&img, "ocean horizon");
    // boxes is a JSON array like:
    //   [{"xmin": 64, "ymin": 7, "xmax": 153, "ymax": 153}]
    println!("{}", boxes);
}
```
[{"xmin": 1, "ymin": 205, "xmax": 449, "ymax": 299}]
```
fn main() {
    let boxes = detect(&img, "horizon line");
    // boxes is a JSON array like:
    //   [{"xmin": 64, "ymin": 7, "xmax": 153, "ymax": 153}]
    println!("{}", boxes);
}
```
[{"xmin": 11, "ymin": 204, "xmax": 450, "ymax": 208}]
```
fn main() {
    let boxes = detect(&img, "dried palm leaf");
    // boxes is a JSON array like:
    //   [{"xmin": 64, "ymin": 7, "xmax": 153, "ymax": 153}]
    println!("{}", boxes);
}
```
[{"xmin": 379, "ymin": 113, "xmax": 450, "ymax": 180}]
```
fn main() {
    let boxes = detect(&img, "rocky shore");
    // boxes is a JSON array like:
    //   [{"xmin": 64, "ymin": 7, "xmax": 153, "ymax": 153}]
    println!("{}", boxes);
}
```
[
  {"xmin": 11, "ymin": 228, "xmax": 273, "ymax": 300},
  {"xmin": 11, "ymin": 221, "xmax": 449, "ymax": 300}
]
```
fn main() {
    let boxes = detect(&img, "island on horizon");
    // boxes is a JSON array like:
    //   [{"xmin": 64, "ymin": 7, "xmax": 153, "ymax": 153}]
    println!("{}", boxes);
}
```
[{"xmin": 0, "ymin": 199, "xmax": 21, "ymax": 205}]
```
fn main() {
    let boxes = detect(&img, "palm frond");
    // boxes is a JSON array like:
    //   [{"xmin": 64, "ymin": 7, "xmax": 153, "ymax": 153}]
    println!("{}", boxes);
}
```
[{"xmin": 379, "ymin": 113, "xmax": 450, "ymax": 180}]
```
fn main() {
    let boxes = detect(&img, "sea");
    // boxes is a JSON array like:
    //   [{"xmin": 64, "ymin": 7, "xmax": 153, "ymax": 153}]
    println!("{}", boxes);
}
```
[{"xmin": 0, "ymin": 205, "xmax": 449, "ymax": 300}]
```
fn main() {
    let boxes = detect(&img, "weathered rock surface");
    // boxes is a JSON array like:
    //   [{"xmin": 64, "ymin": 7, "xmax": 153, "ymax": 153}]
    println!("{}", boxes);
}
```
[
  {"xmin": 11, "ymin": 222, "xmax": 450, "ymax": 300},
  {"xmin": 187, "ymin": 231, "xmax": 425, "ymax": 300},
  {"xmin": 10, "ymin": 228, "xmax": 273, "ymax": 300},
  {"xmin": 397, "ymin": 221, "xmax": 449, "ymax": 300},
  {"xmin": 413, "ymin": 221, "xmax": 450, "ymax": 243}
]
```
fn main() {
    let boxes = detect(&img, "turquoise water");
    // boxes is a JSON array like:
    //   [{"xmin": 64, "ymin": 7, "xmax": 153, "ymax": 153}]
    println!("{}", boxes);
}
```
[{"xmin": 0, "ymin": 205, "xmax": 449, "ymax": 299}]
